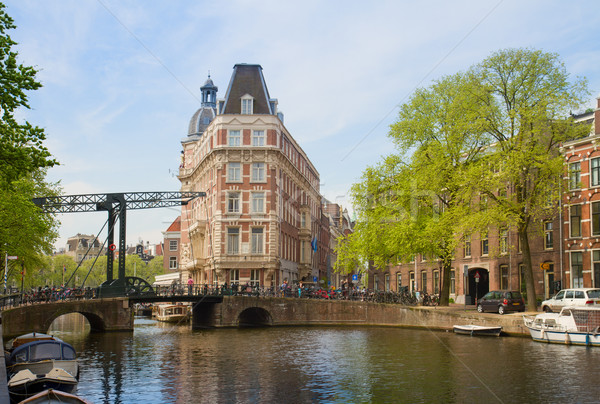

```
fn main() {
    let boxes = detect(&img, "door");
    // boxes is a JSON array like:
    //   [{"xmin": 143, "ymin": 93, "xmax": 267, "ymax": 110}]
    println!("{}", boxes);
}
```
[
  {"xmin": 468, "ymin": 269, "xmax": 489, "ymax": 305},
  {"xmin": 544, "ymin": 270, "xmax": 555, "ymax": 299}
]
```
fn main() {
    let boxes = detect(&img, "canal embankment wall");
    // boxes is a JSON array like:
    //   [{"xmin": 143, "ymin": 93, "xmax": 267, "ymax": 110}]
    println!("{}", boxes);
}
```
[{"xmin": 217, "ymin": 297, "xmax": 531, "ymax": 336}]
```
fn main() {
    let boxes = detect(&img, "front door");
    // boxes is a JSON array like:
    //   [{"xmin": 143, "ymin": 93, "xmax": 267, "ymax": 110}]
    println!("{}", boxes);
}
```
[
  {"xmin": 468, "ymin": 269, "xmax": 489, "ymax": 305},
  {"xmin": 544, "ymin": 270, "xmax": 555, "ymax": 299}
]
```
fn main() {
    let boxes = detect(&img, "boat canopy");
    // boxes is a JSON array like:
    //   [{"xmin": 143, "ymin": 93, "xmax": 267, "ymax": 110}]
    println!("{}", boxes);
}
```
[{"xmin": 9, "ymin": 340, "xmax": 76, "ymax": 364}]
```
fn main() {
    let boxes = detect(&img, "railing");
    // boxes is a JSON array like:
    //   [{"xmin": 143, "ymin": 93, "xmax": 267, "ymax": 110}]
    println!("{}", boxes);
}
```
[
  {"xmin": 0, "ymin": 284, "xmax": 431, "ymax": 310},
  {"xmin": 154, "ymin": 284, "xmax": 423, "ymax": 306},
  {"xmin": 0, "ymin": 287, "xmax": 97, "ymax": 310}
]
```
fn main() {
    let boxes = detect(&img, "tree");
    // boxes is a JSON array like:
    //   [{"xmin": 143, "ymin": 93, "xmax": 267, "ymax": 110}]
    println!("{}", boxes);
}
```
[
  {"xmin": 462, "ymin": 49, "xmax": 589, "ymax": 308},
  {"xmin": 338, "ymin": 48, "xmax": 589, "ymax": 308},
  {"xmin": 0, "ymin": 3, "xmax": 60, "ymax": 278},
  {"xmin": 0, "ymin": 3, "xmax": 56, "ymax": 186},
  {"xmin": 337, "ymin": 74, "xmax": 489, "ymax": 305}
]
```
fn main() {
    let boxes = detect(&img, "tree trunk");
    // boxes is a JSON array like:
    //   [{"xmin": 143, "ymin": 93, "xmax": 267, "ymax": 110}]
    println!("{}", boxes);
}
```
[
  {"xmin": 439, "ymin": 253, "xmax": 452, "ymax": 306},
  {"xmin": 518, "ymin": 225, "xmax": 538, "ymax": 310}
]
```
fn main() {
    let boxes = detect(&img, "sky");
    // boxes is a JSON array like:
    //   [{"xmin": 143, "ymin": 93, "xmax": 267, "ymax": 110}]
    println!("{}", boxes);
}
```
[{"xmin": 5, "ymin": 0, "xmax": 600, "ymax": 251}]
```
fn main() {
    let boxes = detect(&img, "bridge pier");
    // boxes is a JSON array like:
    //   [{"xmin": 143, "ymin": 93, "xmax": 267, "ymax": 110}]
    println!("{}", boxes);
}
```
[{"xmin": 190, "ymin": 302, "xmax": 220, "ymax": 329}]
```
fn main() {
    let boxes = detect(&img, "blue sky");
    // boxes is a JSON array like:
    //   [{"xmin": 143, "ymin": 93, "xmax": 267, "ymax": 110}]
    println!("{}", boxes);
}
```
[{"xmin": 5, "ymin": 0, "xmax": 600, "ymax": 250}]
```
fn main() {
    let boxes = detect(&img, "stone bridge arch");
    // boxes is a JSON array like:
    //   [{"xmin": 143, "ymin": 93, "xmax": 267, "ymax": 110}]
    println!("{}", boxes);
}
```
[
  {"xmin": 2, "ymin": 298, "xmax": 134, "ymax": 339},
  {"xmin": 238, "ymin": 307, "xmax": 273, "ymax": 327}
]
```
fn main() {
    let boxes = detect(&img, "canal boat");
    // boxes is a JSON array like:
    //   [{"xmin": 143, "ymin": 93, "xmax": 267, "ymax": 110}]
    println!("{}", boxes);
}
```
[
  {"xmin": 453, "ymin": 324, "xmax": 502, "ymax": 337},
  {"xmin": 16, "ymin": 388, "xmax": 92, "ymax": 404},
  {"xmin": 6, "ymin": 337, "xmax": 79, "ymax": 400},
  {"xmin": 155, "ymin": 304, "xmax": 190, "ymax": 323},
  {"xmin": 7, "ymin": 332, "xmax": 60, "ymax": 350},
  {"xmin": 523, "ymin": 306, "xmax": 600, "ymax": 346}
]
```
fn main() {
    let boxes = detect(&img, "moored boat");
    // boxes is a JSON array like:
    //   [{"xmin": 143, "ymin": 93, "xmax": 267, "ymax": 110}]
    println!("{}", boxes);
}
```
[
  {"xmin": 6, "ymin": 337, "xmax": 79, "ymax": 401},
  {"xmin": 155, "ymin": 304, "xmax": 190, "ymax": 323},
  {"xmin": 16, "ymin": 388, "xmax": 91, "ymax": 404},
  {"xmin": 453, "ymin": 324, "xmax": 502, "ymax": 337},
  {"xmin": 523, "ymin": 306, "xmax": 600, "ymax": 346}
]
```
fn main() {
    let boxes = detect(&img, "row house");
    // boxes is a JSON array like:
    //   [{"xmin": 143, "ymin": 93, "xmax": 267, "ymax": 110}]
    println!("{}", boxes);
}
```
[
  {"xmin": 178, "ymin": 64, "xmax": 329, "ymax": 288},
  {"xmin": 371, "ymin": 97, "xmax": 600, "ymax": 303}
]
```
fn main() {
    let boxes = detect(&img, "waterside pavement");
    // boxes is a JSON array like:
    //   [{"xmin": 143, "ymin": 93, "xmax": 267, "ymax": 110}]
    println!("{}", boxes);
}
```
[{"xmin": 413, "ymin": 304, "xmax": 535, "ymax": 336}]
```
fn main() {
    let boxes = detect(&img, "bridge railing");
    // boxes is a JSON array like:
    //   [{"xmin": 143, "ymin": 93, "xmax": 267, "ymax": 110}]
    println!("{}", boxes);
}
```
[
  {"xmin": 156, "ymin": 284, "xmax": 422, "ymax": 306},
  {"xmin": 0, "ymin": 287, "xmax": 97, "ymax": 310},
  {"xmin": 1, "ymin": 284, "xmax": 426, "ymax": 310}
]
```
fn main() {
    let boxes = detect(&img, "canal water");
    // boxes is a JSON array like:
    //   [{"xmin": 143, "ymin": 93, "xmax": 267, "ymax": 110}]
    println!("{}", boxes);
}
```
[{"xmin": 48, "ymin": 314, "xmax": 600, "ymax": 403}]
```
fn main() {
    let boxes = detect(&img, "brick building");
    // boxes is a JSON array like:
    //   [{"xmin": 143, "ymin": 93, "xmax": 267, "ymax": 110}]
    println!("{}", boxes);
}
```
[
  {"xmin": 178, "ymin": 64, "xmax": 329, "ymax": 287},
  {"xmin": 562, "ymin": 97, "xmax": 600, "ymax": 289}
]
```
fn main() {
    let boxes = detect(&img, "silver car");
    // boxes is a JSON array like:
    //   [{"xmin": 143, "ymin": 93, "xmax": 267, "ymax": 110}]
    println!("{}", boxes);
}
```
[{"xmin": 541, "ymin": 288, "xmax": 600, "ymax": 312}]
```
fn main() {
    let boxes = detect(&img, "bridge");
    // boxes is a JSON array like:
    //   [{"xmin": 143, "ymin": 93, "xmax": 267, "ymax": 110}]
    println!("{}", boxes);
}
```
[{"xmin": 0, "ymin": 292, "xmax": 530, "ymax": 339}]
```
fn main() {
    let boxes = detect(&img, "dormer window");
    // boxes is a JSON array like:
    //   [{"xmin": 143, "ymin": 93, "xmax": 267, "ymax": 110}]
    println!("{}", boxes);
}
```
[{"xmin": 241, "ymin": 94, "xmax": 254, "ymax": 114}]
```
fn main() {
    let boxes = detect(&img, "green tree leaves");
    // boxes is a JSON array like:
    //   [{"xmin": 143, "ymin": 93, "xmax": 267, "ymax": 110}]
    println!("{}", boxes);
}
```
[
  {"xmin": 0, "ymin": 2, "xmax": 59, "ymax": 286},
  {"xmin": 338, "ymin": 48, "xmax": 589, "ymax": 308}
]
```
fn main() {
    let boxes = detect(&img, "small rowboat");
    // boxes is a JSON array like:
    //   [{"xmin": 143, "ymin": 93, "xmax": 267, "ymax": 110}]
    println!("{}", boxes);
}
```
[{"xmin": 453, "ymin": 324, "xmax": 502, "ymax": 337}]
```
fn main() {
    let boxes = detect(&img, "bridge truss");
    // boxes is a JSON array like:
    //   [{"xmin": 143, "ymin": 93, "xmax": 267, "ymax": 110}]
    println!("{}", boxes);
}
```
[{"xmin": 33, "ymin": 191, "xmax": 205, "ymax": 296}]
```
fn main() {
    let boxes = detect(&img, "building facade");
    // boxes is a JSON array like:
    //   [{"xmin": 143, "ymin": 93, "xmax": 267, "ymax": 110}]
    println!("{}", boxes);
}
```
[
  {"xmin": 562, "ymin": 97, "xmax": 600, "ymax": 289},
  {"xmin": 161, "ymin": 216, "xmax": 181, "ymax": 273},
  {"xmin": 65, "ymin": 234, "xmax": 103, "ymax": 263},
  {"xmin": 178, "ymin": 64, "xmax": 328, "ymax": 288}
]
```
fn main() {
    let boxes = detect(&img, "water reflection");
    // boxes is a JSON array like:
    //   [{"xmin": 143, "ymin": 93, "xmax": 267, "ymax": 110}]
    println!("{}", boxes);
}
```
[{"xmin": 47, "ymin": 315, "xmax": 600, "ymax": 403}]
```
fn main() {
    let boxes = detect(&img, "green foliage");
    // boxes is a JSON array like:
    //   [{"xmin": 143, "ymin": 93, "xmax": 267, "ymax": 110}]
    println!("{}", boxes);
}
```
[
  {"xmin": 0, "ymin": 3, "xmax": 60, "ymax": 280},
  {"xmin": 17, "ymin": 253, "xmax": 167, "ymax": 290},
  {"xmin": 338, "ymin": 48, "xmax": 589, "ymax": 308},
  {"xmin": 0, "ymin": 3, "xmax": 57, "ymax": 186}
]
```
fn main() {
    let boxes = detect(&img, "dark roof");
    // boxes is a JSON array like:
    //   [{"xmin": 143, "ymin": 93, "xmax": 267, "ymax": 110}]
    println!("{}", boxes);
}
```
[
  {"xmin": 222, "ymin": 64, "xmax": 273, "ymax": 115},
  {"xmin": 188, "ymin": 106, "xmax": 217, "ymax": 136}
]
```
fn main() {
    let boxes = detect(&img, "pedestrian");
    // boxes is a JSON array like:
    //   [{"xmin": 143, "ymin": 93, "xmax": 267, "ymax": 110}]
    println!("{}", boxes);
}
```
[{"xmin": 187, "ymin": 276, "xmax": 194, "ymax": 295}]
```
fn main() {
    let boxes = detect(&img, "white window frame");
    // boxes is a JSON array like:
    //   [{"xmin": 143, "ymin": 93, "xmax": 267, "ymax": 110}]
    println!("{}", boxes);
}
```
[
  {"xmin": 251, "ymin": 192, "xmax": 265, "ymax": 213},
  {"xmin": 500, "ymin": 228, "xmax": 508, "ymax": 254},
  {"xmin": 169, "ymin": 240, "xmax": 178, "ymax": 251},
  {"xmin": 227, "ymin": 227, "xmax": 240, "ymax": 255},
  {"xmin": 251, "ymin": 162, "xmax": 265, "ymax": 182},
  {"xmin": 569, "ymin": 161, "xmax": 581, "ymax": 190},
  {"xmin": 251, "ymin": 227, "xmax": 264, "ymax": 254},
  {"xmin": 241, "ymin": 95, "xmax": 253, "ymax": 115},
  {"xmin": 227, "ymin": 192, "xmax": 240, "ymax": 213},
  {"xmin": 169, "ymin": 256, "xmax": 177, "ymax": 269},
  {"xmin": 544, "ymin": 221, "xmax": 554, "ymax": 249},
  {"xmin": 481, "ymin": 232, "xmax": 489, "ymax": 256},
  {"xmin": 228, "ymin": 130, "xmax": 241, "ymax": 147},
  {"xmin": 230, "ymin": 269, "xmax": 240, "ymax": 284},
  {"xmin": 570, "ymin": 204, "xmax": 582, "ymax": 238},
  {"xmin": 252, "ymin": 130, "xmax": 265, "ymax": 146},
  {"xmin": 464, "ymin": 236, "xmax": 471, "ymax": 258},
  {"xmin": 250, "ymin": 269, "xmax": 260, "ymax": 286},
  {"xmin": 592, "ymin": 157, "xmax": 600, "ymax": 187},
  {"xmin": 592, "ymin": 202, "xmax": 600, "ymax": 236},
  {"xmin": 571, "ymin": 251, "xmax": 583, "ymax": 288},
  {"xmin": 227, "ymin": 162, "xmax": 241, "ymax": 182}
]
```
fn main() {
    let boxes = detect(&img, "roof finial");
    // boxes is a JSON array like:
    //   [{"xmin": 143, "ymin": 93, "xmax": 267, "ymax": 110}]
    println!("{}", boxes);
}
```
[{"xmin": 208, "ymin": 70, "xmax": 211, "ymax": 78}]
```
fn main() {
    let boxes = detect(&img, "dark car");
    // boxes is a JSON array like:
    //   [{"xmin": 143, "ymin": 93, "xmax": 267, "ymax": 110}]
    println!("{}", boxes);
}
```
[{"xmin": 476, "ymin": 290, "xmax": 525, "ymax": 314}]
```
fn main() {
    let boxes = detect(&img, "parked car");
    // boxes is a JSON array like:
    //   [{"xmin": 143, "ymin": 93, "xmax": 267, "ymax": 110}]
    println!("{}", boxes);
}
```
[
  {"xmin": 476, "ymin": 290, "xmax": 525, "ymax": 314},
  {"xmin": 540, "ymin": 288, "xmax": 600, "ymax": 312}
]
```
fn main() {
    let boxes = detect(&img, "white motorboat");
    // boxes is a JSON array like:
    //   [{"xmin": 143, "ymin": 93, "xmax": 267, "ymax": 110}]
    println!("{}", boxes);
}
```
[
  {"xmin": 155, "ymin": 304, "xmax": 190, "ymax": 323},
  {"xmin": 523, "ymin": 306, "xmax": 600, "ymax": 346},
  {"xmin": 453, "ymin": 324, "xmax": 502, "ymax": 337}
]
